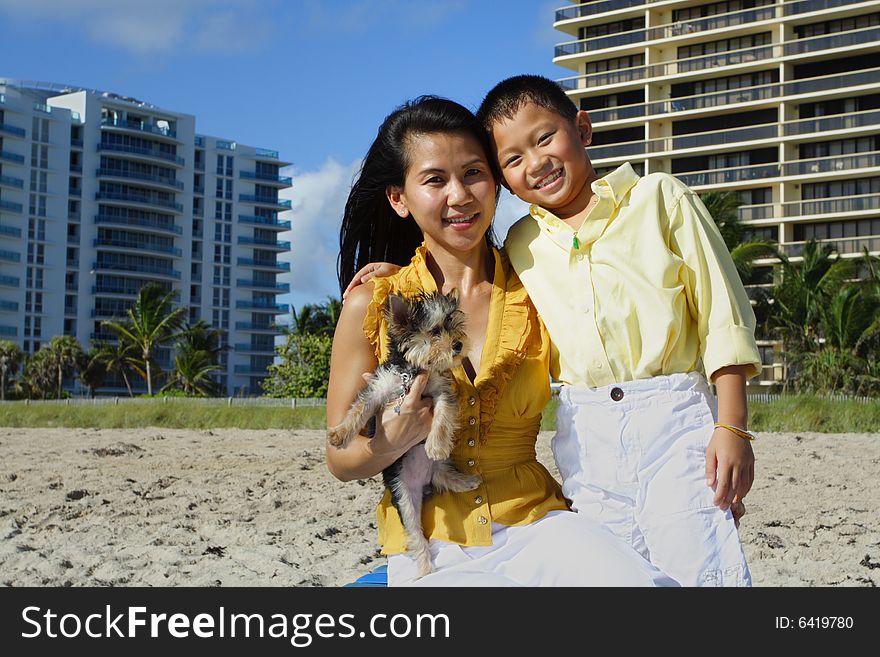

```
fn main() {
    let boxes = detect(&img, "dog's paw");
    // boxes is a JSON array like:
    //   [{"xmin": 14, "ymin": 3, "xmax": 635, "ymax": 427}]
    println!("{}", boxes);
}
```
[
  {"xmin": 447, "ymin": 474, "xmax": 482, "ymax": 493},
  {"xmin": 326, "ymin": 427, "xmax": 348, "ymax": 447},
  {"xmin": 424, "ymin": 440, "xmax": 452, "ymax": 461}
]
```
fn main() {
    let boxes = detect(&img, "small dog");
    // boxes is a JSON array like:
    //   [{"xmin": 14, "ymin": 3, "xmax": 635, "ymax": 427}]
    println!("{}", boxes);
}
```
[{"xmin": 328, "ymin": 290, "xmax": 481, "ymax": 576}]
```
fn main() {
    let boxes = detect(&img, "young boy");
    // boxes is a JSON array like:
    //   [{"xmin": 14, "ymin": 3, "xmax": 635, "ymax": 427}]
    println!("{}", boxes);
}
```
[
  {"xmin": 344, "ymin": 76, "xmax": 761, "ymax": 586},
  {"xmin": 475, "ymin": 75, "xmax": 761, "ymax": 587}
]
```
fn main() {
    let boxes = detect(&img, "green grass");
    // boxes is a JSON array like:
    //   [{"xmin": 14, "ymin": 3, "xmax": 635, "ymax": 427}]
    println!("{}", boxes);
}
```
[
  {"xmin": 0, "ymin": 403, "xmax": 327, "ymax": 430},
  {"xmin": 1, "ymin": 395, "xmax": 877, "ymax": 433},
  {"xmin": 540, "ymin": 395, "xmax": 878, "ymax": 433}
]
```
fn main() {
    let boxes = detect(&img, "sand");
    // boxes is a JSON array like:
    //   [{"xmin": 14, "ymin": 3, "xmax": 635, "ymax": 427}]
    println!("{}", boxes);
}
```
[{"xmin": 0, "ymin": 427, "xmax": 877, "ymax": 587}]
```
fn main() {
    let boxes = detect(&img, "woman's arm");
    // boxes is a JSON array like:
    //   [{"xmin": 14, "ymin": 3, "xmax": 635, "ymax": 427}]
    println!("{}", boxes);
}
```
[{"xmin": 326, "ymin": 283, "xmax": 434, "ymax": 481}]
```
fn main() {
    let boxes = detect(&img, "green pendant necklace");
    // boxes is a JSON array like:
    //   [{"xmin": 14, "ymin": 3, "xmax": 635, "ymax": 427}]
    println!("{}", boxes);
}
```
[{"xmin": 572, "ymin": 235, "xmax": 580, "ymax": 250}]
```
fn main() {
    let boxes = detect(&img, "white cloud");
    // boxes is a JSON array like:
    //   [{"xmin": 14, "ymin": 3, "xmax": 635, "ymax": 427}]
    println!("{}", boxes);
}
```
[
  {"xmin": 0, "ymin": 0, "xmax": 273, "ymax": 54},
  {"xmin": 278, "ymin": 158, "xmax": 362, "ymax": 313}
]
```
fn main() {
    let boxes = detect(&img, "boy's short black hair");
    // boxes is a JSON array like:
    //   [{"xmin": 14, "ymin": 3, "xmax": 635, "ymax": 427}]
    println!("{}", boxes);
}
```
[{"xmin": 476, "ymin": 74, "xmax": 578, "ymax": 131}]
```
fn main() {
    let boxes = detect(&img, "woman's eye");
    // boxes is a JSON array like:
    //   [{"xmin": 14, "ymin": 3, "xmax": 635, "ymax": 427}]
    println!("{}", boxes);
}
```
[
  {"xmin": 425, "ymin": 176, "xmax": 444, "ymax": 185},
  {"xmin": 465, "ymin": 168, "xmax": 482, "ymax": 177}
]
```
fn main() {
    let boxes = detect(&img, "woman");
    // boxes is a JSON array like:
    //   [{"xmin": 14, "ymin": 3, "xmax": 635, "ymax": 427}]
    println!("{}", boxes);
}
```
[{"xmin": 326, "ymin": 96, "xmax": 673, "ymax": 586}]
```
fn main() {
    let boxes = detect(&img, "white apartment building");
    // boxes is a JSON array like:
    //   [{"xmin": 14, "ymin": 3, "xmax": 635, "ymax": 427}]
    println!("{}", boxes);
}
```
[
  {"xmin": 553, "ymin": 0, "xmax": 880, "ymax": 384},
  {"xmin": 0, "ymin": 80, "xmax": 292, "ymax": 396}
]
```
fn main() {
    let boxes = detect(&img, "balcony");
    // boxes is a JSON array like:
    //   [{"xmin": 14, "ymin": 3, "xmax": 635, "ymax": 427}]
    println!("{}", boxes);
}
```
[
  {"xmin": 238, "ymin": 236, "xmax": 291, "ymax": 250},
  {"xmin": 555, "ymin": 29, "xmax": 646, "ymax": 57},
  {"xmin": 676, "ymin": 163, "xmax": 781, "ymax": 187},
  {"xmin": 783, "ymin": 194, "xmax": 880, "ymax": 218},
  {"xmin": 97, "ymin": 142, "xmax": 184, "ymax": 166},
  {"xmin": 0, "ymin": 325, "xmax": 17, "ymax": 337},
  {"xmin": 0, "ymin": 150, "xmax": 24, "ymax": 164},
  {"xmin": 234, "ymin": 365, "xmax": 271, "ymax": 375},
  {"xmin": 238, "ymin": 214, "xmax": 291, "ymax": 230},
  {"xmin": 784, "ymin": 236, "xmax": 880, "ymax": 258},
  {"xmin": 240, "ymin": 171, "xmax": 292, "ymax": 186},
  {"xmin": 0, "ymin": 249, "xmax": 21, "ymax": 263},
  {"xmin": 0, "ymin": 274, "xmax": 20, "ymax": 287},
  {"xmin": 95, "ymin": 191, "xmax": 183, "ymax": 212},
  {"xmin": 555, "ymin": 0, "xmax": 645, "ymax": 23},
  {"xmin": 0, "ymin": 174, "xmax": 24, "ymax": 189},
  {"xmin": 0, "ymin": 122, "xmax": 25, "ymax": 138},
  {"xmin": 782, "ymin": 151, "xmax": 880, "ymax": 177},
  {"xmin": 783, "ymin": 110, "xmax": 880, "ymax": 137},
  {"xmin": 71, "ymin": 139, "xmax": 83, "ymax": 148},
  {"xmin": 0, "ymin": 224, "xmax": 22, "ymax": 238},
  {"xmin": 101, "ymin": 117, "xmax": 177, "ymax": 139},
  {"xmin": 97, "ymin": 168, "xmax": 184, "ymax": 191},
  {"xmin": 783, "ymin": 0, "xmax": 869, "ymax": 16},
  {"xmin": 0, "ymin": 299, "xmax": 18, "ymax": 312},
  {"xmin": 0, "ymin": 200, "xmax": 22, "ymax": 213},
  {"xmin": 235, "ymin": 300, "xmax": 286, "ymax": 312},
  {"xmin": 92, "ymin": 260, "xmax": 181, "ymax": 279},
  {"xmin": 93, "ymin": 238, "xmax": 182, "ymax": 257},
  {"xmin": 235, "ymin": 322, "xmax": 279, "ymax": 332},
  {"xmin": 238, "ymin": 194, "xmax": 292, "ymax": 209},
  {"xmin": 254, "ymin": 148, "xmax": 280, "ymax": 159},
  {"xmin": 236, "ymin": 279, "xmax": 290, "ymax": 291},
  {"xmin": 95, "ymin": 213, "xmax": 182, "ymax": 235},
  {"xmin": 234, "ymin": 343, "xmax": 277, "ymax": 354},
  {"xmin": 236, "ymin": 258, "xmax": 290, "ymax": 271},
  {"xmin": 69, "ymin": 187, "xmax": 82, "ymax": 197},
  {"xmin": 558, "ymin": 66, "xmax": 646, "ymax": 91},
  {"xmin": 784, "ymin": 26, "xmax": 880, "ymax": 57}
]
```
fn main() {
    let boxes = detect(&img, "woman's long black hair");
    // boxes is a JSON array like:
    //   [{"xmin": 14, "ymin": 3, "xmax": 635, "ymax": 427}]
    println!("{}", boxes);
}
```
[{"xmin": 337, "ymin": 96, "xmax": 500, "ymax": 294}]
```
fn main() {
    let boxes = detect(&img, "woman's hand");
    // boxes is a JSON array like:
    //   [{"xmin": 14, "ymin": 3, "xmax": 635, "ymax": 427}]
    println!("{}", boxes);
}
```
[
  {"xmin": 343, "ymin": 262, "xmax": 401, "ymax": 301},
  {"xmin": 367, "ymin": 372, "xmax": 434, "ymax": 457}
]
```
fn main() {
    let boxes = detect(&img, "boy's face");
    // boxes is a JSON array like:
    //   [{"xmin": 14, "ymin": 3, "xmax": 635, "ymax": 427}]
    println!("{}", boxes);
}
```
[{"xmin": 490, "ymin": 102, "xmax": 594, "ymax": 219}]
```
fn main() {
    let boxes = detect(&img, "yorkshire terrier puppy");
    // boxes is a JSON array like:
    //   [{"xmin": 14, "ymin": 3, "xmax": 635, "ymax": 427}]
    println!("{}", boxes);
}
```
[{"xmin": 328, "ymin": 290, "xmax": 481, "ymax": 576}]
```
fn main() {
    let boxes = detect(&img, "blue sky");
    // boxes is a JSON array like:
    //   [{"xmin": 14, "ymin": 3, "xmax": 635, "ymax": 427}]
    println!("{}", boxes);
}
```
[{"xmin": 0, "ymin": 0, "xmax": 569, "ymax": 312}]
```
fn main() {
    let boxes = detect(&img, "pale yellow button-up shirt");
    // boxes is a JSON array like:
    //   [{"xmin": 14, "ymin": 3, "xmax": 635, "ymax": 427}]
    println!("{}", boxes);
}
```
[{"xmin": 504, "ymin": 162, "xmax": 761, "ymax": 388}]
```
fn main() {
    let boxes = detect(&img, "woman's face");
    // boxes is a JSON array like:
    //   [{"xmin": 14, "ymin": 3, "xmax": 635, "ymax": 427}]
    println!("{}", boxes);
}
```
[{"xmin": 387, "ymin": 131, "xmax": 496, "ymax": 254}]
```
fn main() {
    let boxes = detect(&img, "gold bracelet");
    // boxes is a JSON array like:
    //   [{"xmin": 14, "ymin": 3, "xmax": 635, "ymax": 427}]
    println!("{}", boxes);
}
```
[{"xmin": 714, "ymin": 422, "xmax": 756, "ymax": 441}]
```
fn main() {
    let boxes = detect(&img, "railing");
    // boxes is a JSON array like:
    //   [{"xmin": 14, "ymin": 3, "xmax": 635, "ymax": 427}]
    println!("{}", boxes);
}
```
[
  {"xmin": 0, "ymin": 150, "xmax": 24, "ymax": 164},
  {"xmin": 92, "ymin": 260, "xmax": 180, "ymax": 278},
  {"xmin": 236, "ymin": 279, "xmax": 290, "ymax": 291},
  {"xmin": 0, "ymin": 274, "xmax": 20, "ymax": 287},
  {"xmin": 784, "ymin": 26, "xmax": 880, "ymax": 56},
  {"xmin": 93, "ymin": 238, "xmax": 182, "ymax": 256},
  {"xmin": 235, "ymin": 322, "xmax": 279, "ymax": 331},
  {"xmin": 238, "ymin": 236, "xmax": 291, "ymax": 249},
  {"xmin": 0, "ymin": 200, "xmax": 23, "ymax": 213},
  {"xmin": 782, "ymin": 151, "xmax": 880, "ymax": 176},
  {"xmin": 784, "ymin": 0, "xmax": 869, "ymax": 16},
  {"xmin": 738, "ymin": 203, "xmax": 776, "ymax": 222},
  {"xmin": 240, "ymin": 171, "xmax": 292, "ymax": 185},
  {"xmin": 0, "ymin": 174, "xmax": 24, "ymax": 188},
  {"xmin": 0, "ymin": 224, "xmax": 22, "ymax": 238},
  {"xmin": 0, "ymin": 122, "xmax": 26, "ymax": 137},
  {"xmin": 97, "ymin": 168, "xmax": 184, "ymax": 190},
  {"xmin": 783, "ymin": 109, "xmax": 880, "ymax": 136},
  {"xmin": 97, "ymin": 142, "xmax": 184, "ymax": 166},
  {"xmin": 95, "ymin": 191, "xmax": 183, "ymax": 212},
  {"xmin": 255, "ymin": 148, "xmax": 279, "ymax": 159},
  {"xmin": 235, "ymin": 300, "xmax": 286, "ymax": 311},
  {"xmin": 0, "ymin": 300, "xmax": 18, "ymax": 311},
  {"xmin": 238, "ymin": 194, "xmax": 291, "ymax": 208},
  {"xmin": 0, "ymin": 325, "xmax": 17, "ymax": 337},
  {"xmin": 234, "ymin": 343, "xmax": 277, "ymax": 353},
  {"xmin": 101, "ymin": 117, "xmax": 177, "ymax": 138},
  {"xmin": 676, "ymin": 163, "xmax": 781, "ymax": 187},
  {"xmin": 236, "ymin": 258, "xmax": 290, "ymax": 271},
  {"xmin": 784, "ymin": 236, "xmax": 880, "ymax": 257},
  {"xmin": 238, "ymin": 214, "xmax": 291, "ymax": 229},
  {"xmin": 0, "ymin": 249, "xmax": 21, "ymax": 262},
  {"xmin": 783, "ymin": 193, "xmax": 880, "ymax": 217},
  {"xmin": 234, "ymin": 365, "xmax": 270, "ymax": 375},
  {"xmin": 95, "ymin": 213, "xmax": 182, "ymax": 234},
  {"xmin": 591, "ymin": 123, "xmax": 778, "ymax": 161},
  {"xmin": 555, "ymin": 0, "xmax": 646, "ymax": 22}
]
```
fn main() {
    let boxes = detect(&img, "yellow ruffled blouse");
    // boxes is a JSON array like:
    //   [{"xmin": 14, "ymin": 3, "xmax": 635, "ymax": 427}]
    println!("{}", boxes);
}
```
[{"xmin": 363, "ymin": 244, "xmax": 569, "ymax": 554}]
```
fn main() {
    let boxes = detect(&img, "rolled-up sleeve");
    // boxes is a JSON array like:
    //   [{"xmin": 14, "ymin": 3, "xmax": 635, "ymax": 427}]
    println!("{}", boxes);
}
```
[{"xmin": 669, "ymin": 191, "xmax": 762, "ymax": 381}]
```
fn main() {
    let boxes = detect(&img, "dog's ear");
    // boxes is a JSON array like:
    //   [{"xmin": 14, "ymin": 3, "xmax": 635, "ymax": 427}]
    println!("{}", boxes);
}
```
[{"xmin": 386, "ymin": 294, "xmax": 411, "ymax": 329}]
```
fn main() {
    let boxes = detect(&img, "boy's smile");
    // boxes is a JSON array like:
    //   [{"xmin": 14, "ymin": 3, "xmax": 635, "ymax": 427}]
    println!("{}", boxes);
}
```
[{"xmin": 491, "ymin": 102, "xmax": 597, "ymax": 222}]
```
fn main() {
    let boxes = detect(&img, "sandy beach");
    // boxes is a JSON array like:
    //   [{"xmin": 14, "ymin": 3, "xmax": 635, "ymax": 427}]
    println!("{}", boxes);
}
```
[{"xmin": 1, "ymin": 427, "xmax": 877, "ymax": 587}]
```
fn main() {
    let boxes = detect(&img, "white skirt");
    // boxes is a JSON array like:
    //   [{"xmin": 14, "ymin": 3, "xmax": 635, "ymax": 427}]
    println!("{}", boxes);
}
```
[{"xmin": 388, "ymin": 510, "xmax": 677, "ymax": 587}]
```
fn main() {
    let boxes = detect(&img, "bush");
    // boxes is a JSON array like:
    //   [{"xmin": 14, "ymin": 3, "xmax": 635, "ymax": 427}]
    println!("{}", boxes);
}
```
[{"xmin": 261, "ymin": 333, "xmax": 333, "ymax": 398}]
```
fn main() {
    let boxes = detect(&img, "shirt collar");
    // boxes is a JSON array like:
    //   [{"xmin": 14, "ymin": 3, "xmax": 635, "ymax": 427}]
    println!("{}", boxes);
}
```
[{"xmin": 527, "ymin": 162, "xmax": 640, "ymax": 251}]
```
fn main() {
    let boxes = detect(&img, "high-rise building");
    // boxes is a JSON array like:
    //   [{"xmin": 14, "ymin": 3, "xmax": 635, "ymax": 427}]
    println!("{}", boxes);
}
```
[
  {"xmin": 553, "ymin": 0, "xmax": 880, "ymax": 384},
  {"xmin": 0, "ymin": 79, "xmax": 292, "ymax": 395}
]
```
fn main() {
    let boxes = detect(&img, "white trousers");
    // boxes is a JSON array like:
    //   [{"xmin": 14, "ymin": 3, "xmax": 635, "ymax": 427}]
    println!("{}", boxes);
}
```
[
  {"xmin": 553, "ymin": 372, "xmax": 751, "ymax": 587},
  {"xmin": 388, "ymin": 509, "xmax": 678, "ymax": 587}
]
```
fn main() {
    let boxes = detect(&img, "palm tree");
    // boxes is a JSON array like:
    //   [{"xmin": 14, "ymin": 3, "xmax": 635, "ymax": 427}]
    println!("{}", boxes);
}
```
[
  {"xmin": 80, "ymin": 345, "xmax": 109, "ymax": 398},
  {"xmin": 42, "ymin": 336, "xmax": 83, "ymax": 399},
  {"xmin": 162, "ymin": 345, "xmax": 222, "ymax": 396},
  {"xmin": 95, "ymin": 340, "xmax": 137, "ymax": 398},
  {"xmin": 178, "ymin": 320, "xmax": 226, "ymax": 360},
  {"xmin": 102, "ymin": 283, "xmax": 186, "ymax": 395},
  {"xmin": 0, "ymin": 339, "xmax": 23, "ymax": 401},
  {"xmin": 22, "ymin": 349, "xmax": 54, "ymax": 400}
]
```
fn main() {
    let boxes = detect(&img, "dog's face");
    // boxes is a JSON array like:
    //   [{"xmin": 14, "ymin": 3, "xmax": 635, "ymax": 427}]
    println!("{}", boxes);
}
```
[{"xmin": 385, "ymin": 290, "xmax": 467, "ymax": 373}]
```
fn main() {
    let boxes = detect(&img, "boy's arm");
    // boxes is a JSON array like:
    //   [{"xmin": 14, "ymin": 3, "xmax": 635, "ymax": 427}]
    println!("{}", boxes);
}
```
[{"xmin": 707, "ymin": 364, "xmax": 755, "ymax": 511}]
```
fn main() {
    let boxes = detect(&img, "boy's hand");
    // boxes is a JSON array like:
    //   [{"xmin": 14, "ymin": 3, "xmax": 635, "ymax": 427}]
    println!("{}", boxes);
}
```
[
  {"xmin": 705, "ymin": 428, "xmax": 755, "ymax": 512},
  {"xmin": 343, "ymin": 262, "xmax": 401, "ymax": 301}
]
